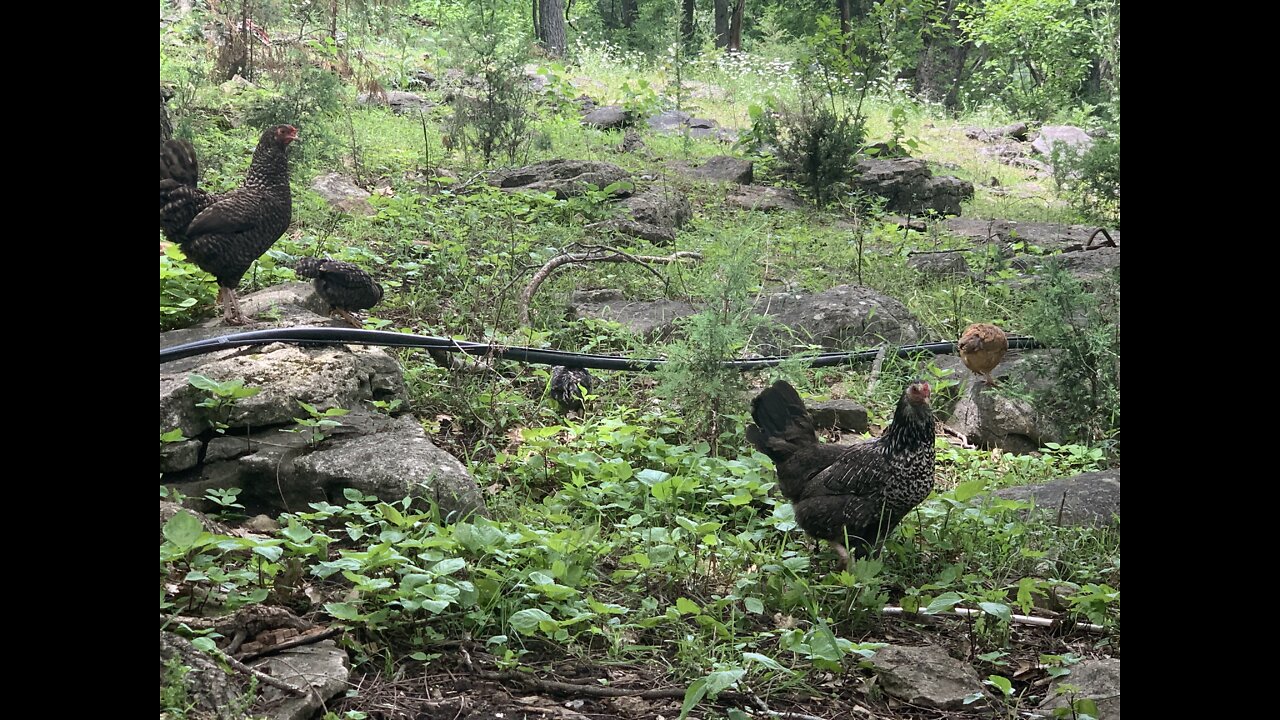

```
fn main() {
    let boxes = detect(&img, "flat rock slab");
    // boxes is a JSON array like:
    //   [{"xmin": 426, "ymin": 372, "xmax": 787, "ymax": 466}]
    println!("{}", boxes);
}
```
[
  {"xmin": 754, "ymin": 285, "xmax": 924, "ymax": 353},
  {"xmin": 869, "ymin": 645, "xmax": 988, "ymax": 710},
  {"xmin": 310, "ymin": 173, "xmax": 376, "ymax": 216},
  {"xmin": 726, "ymin": 185, "xmax": 804, "ymax": 212},
  {"xmin": 358, "ymin": 90, "xmax": 434, "ymax": 114},
  {"xmin": 582, "ymin": 105, "xmax": 630, "ymax": 129},
  {"xmin": 1035, "ymin": 658, "xmax": 1120, "ymax": 719},
  {"xmin": 253, "ymin": 640, "xmax": 350, "ymax": 720},
  {"xmin": 808, "ymin": 399, "xmax": 869, "ymax": 433},
  {"xmin": 938, "ymin": 351, "xmax": 1064, "ymax": 453},
  {"xmin": 943, "ymin": 218, "xmax": 1119, "ymax": 254},
  {"xmin": 569, "ymin": 297, "xmax": 699, "ymax": 340},
  {"xmin": 676, "ymin": 155, "xmax": 753, "ymax": 184},
  {"xmin": 993, "ymin": 469, "xmax": 1120, "ymax": 527},
  {"xmin": 489, "ymin": 159, "xmax": 633, "ymax": 199},
  {"xmin": 165, "ymin": 411, "xmax": 486, "ymax": 522}
]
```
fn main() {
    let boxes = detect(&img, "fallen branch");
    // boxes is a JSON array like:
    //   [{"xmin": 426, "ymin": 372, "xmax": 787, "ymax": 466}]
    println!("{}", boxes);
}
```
[
  {"xmin": 882, "ymin": 606, "xmax": 1106, "ymax": 633},
  {"xmin": 216, "ymin": 646, "xmax": 307, "ymax": 696},
  {"xmin": 517, "ymin": 246, "xmax": 701, "ymax": 325},
  {"xmin": 237, "ymin": 627, "xmax": 342, "ymax": 662}
]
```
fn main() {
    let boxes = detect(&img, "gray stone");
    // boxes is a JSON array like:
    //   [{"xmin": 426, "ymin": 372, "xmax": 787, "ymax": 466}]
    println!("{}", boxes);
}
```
[
  {"xmin": 292, "ymin": 413, "xmax": 485, "ymax": 522},
  {"xmin": 683, "ymin": 155, "xmax": 753, "ymax": 184},
  {"xmin": 908, "ymin": 251, "xmax": 970, "ymax": 278},
  {"xmin": 1013, "ymin": 246, "xmax": 1120, "ymax": 282},
  {"xmin": 1036, "ymin": 658, "xmax": 1120, "ymax": 719},
  {"xmin": 809, "ymin": 399, "xmax": 869, "ymax": 433},
  {"xmin": 851, "ymin": 158, "xmax": 974, "ymax": 216},
  {"xmin": 726, "ymin": 185, "xmax": 804, "ymax": 212},
  {"xmin": 1032, "ymin": 125, "xmax": 1095, "ymax": 157},
  {"xmin": 160, "ymin": 631, "xmax": 242, "ymax": 719},
  {"xmin": 490, "ymin": 159, "xmax": 633, "ymax": 199},
  {"xmin": 943, "ymin": 218, "xmax": 1120, "ymax": 254},
  {"xmin": 869, "ymin": 645, "xmax": 988, "ymax": 710},
  {"xmin": 582, "ymin": 105, "xmax": 630, "ymax": 129},
  {"xmin": 253, "ymin": 640, "xmax": 350, "ymax": 720},
  {"xmin": 569, "ymin": 298, "xmax": 699, "ymax": 340},
  {"xmin": 166, "ymin": 411, "xmax": 485, "ymax": 522},
  {"xmin": 939, "ymin": 351, "xmax": 1065, "ymax": 453},
  {"xmin": 310, "ymin": 173, "xmax": 375, "ymax": 216},
  {"xmin": 160, "ymin": 439, "xmax": 201, "ymax": 473},
  {"xmin": 160, "ymin": 335, "xmax": 407, "ymax": 438},
  {"xmin": 993, "ymin": 470, "xmax": 1120, "ymax": 527},
  {"xmin": 755, "ymin": 285, "xmax": 924, "ymax": 353},
  {"xmin": 621, "ymin": 187, "xmax": 692, "ymax": 230},
  {"xmin": 571, "ymin": 289, "xmax": 625, "ymax": 304},
  {"xmin": 965, "ymin": 122, "xmax": 1029, "ymax": 142},
  {"xmin": 358, "ymin": 90, "xmax": 434, "ymax": 114},
  {"xmin": 646, "ymin": 110, "xmax": 729, "ymax": 140}
]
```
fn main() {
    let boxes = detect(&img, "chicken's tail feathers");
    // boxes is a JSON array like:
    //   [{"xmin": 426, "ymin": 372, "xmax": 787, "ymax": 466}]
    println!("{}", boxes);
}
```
[
  {"xmin": 160, "ymin": 139, "xmax": 200, "ymax": 187},
  {"xmin": 747, "ymin": 380, "xmax": 817, "ymax": 461}
]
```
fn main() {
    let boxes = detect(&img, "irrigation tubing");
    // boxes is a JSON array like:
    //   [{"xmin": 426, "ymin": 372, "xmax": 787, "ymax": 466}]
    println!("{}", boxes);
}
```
[{"xmin": 160, "ymin": 327, "xmax": 1042, "ymax": 372}]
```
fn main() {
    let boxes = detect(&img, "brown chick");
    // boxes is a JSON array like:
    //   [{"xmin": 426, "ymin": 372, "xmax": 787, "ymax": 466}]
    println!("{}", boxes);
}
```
[{"xmin": 958, "ymin": 323, "xmax": 1008, "ymax": 387}]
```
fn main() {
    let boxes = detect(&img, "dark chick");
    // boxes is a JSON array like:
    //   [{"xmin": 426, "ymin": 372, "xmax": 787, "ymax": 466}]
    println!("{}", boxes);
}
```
[
  {"xmin": 159, "ymin": 124, "xmax": 297, "ymax": 325},
  {"xmin": 748, "ymin": 380, "xmax": 937, "ymax": 569},
  {"xmin": 549, "ymin": 366, "xmax": 594, "ymax": 412},
  {"xmin": 294, "ymin": 257, "xmax": 384, "ymax": 327}
]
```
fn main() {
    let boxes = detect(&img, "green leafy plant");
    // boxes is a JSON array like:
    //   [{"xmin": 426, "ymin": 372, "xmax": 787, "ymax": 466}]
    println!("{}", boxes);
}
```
[
  {"xmin": 189, "ymin": 374, "xmax": 261, "ymax": 435},
  {"xmin": 284, "ymin": 401, "xmax": 350, "ymax": 447}
]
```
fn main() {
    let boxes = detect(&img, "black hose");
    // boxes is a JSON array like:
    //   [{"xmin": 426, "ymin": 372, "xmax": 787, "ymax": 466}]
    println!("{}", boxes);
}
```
[{"xmin": 160, "ymin": 327, "xmax": 1042, "ymax": 371}]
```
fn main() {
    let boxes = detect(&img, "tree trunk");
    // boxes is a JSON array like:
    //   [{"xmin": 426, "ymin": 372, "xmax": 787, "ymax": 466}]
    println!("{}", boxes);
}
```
[
  {"xmin": 728, "ymin": 0, "xmax": 745, "ymax": 52},
  {"xmin": 533, "ymin": 0, "xmax": 540, "ymax": 37},
  {"xmin": 715, "ymin": 0, "xmax": 729, "ymax": 48},
  {"xmin": 838, "ymin": 0, "xmax": 851, "ymax": 54},
  {"xmin": 538, "ymin": 0, "xmax": 567, "ymax": 57},
  {"xmin": 621, "ymin": 0, "xmax": 637, "ymax": 29},
  {"xmin": 681, "ymin": 0, "xmax": 695, "ymax": 44},
  {"xmin": 915, "ymin": 0, "xmax": 971, "ymax": 109}
]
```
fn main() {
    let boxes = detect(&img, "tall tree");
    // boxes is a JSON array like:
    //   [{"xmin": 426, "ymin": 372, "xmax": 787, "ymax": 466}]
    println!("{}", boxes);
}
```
[
  {"xmin": 715, "ymin": 0, "xmax": 729, "ymax": 48},
  {"xmin": 537, "ymin": 0, "xmax": 567, "ymax": 57},
  {"xmin": 622, "ymin": 0, "xmax": 637, "ymax": 29},
  {"xmin": 681, "ymin": 0, "xmax": 695, "ymax": 44},
  {"xmin": 728, "ymin": 0, "xmax": 745, "ymax": 52}
]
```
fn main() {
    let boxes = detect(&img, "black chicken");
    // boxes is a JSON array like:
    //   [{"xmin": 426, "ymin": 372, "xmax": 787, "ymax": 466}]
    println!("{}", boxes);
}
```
[
  {"xmin": 294, "ymin": 257, "xmax": 384, "ymax": 327},
  {"xmin": 747, "ymin": 380, "xmax": 937, "ymax": 569},
  {"xmin": 159, "ymin": 124, "xmax": 297, "ymax": 325},
  {"xmin": 549, "ymin": 366, "xmax": 594, "ymax": 412}
]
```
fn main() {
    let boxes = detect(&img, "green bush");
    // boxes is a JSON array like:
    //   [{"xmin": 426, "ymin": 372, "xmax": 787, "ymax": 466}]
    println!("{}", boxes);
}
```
[{"xmin": 772, "ymin": 95, "xmax": 866, "ymax": 206}]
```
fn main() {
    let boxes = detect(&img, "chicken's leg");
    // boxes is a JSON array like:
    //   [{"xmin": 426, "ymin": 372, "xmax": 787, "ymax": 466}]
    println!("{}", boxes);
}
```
[
  {"xmin": 984, "ymin": 372, "xmax": 999, "ymax": 388},
  {"xmin": 830, "ymin": 541, "xmax": 851, "ymax": 572},
  {"xmin": 220, "ymin": 287, "xmax": 249, "ymax": 325},
  {"xmin": 335, "ymin": 308, "xmax": 362, "ymax": 328}
]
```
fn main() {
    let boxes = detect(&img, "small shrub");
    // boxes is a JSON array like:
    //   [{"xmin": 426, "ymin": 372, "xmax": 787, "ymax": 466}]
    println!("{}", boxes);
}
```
[{"xmin": 771, "ymin": 95, "xmax": 866, "ymax": 206}]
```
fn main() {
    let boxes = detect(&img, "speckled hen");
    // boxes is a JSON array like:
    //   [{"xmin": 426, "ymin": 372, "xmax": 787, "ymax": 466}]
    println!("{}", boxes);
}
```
[
  {"xmin": 747, "ymin": 380, "xmax": 937, "ymax": 569},
  {"xmin": 549, "ymin": 366, "xmax": 594, "ymax": 412},
  {"xmin": 159, "ymin": 124, "xmax": 297, "ymax": 324},
  {"xmin": 293, "ymin": 257, "xmax": 384, "ymax": 327}
]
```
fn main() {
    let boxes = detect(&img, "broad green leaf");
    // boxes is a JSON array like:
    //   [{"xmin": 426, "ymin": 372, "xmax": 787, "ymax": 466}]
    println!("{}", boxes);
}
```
[
  {"xmin": 704, "ymin": 669, "xmax": 745, "ymax": 695},
  {"xmin": 924, "ymin": 592, "xmax": 964, "ymax": 615},
  {"xmin": 743, "ymin": 597, "xmax": 764, "ymax": 614},
  {"xmin": 675, "ymin": 597, "xmax": 701, "ymax": 615},
  {"xmin": 979, "ymin": 602, "xmax": 1012, "ymax": 623},
  {"xmin": 163, "ymin": 511, "xmax": 203, "ymax": 549},
  {"xmin": 325, "ymin": 602, "xmax": 364, "ymax": 621},
  {"xmin": 679, "ymin": 678, "xmax": 708, "ymax": 720},
  {"xmin": 509, "ymin": 608, "xmax": 555, "ymax": 634},
  {"xmin": 986, "ymin": 675, "xmax": 1013, "ymax": 696},
  {"xmin": 742, "ymin": 653, "xmax": 789, "ymax": 673}
]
